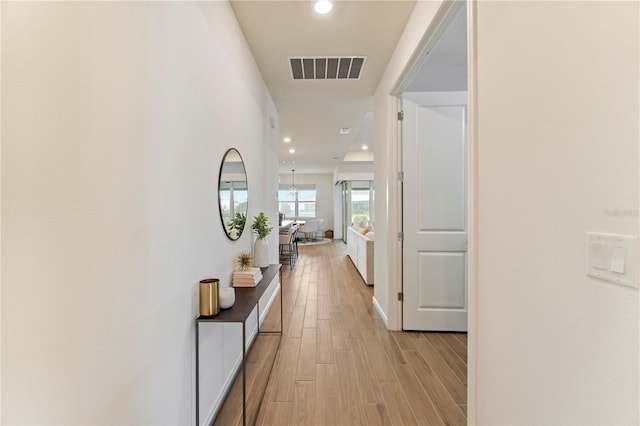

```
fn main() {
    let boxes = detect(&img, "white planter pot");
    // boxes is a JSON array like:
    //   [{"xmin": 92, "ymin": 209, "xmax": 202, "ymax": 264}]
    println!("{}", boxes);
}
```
[{"xmin": 253, "ymin": 238, "xmax": 269, "ymax": 268}]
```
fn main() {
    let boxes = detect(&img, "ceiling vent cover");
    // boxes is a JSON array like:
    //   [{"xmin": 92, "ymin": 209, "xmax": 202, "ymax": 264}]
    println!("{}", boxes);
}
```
[{"xmin": 289, "ymin": 56, "xmax": 366, "ymax": 80}]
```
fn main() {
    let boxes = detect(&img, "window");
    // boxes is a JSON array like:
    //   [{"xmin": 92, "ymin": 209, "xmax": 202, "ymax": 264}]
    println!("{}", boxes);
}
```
[
  {"xmin": 219, "ymin": 180, "xmax": 248, "ymax": 225},
  {"xmin": 277, "ymin": 190, "xmax": 296, "ymax": 219},
  {"xmin": 278, "ymin": 184, "xmax": 316, "ymax": 219},
  {"xmin": 350, "ymin": 180, "xmax": 374, "ymax": 225},
  {"xmin": 297, "ymin": 188, "xmax": 317, "ymax": 218}
]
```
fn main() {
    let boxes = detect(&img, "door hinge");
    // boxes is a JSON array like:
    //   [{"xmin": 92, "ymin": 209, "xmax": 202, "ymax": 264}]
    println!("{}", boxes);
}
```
[
  {"xmin": 398, "ymin": 292, "xmax": 404, "ymax": 302},
  {"xmin": 397, "ymin": 232, "xmax": 404, "ymax": 242},
  {"xmin": 397, "ymin": 111, "xmax": 404, "ymax": 121},
  {"xmin": 397, "ymin": 171, "xmax": 404, "ymax": 181}
]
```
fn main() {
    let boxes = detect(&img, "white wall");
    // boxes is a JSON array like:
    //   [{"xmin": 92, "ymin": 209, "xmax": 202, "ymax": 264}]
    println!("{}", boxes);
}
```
[
  {"xmin": 333, "ymin": 162, "xmax": 374, "ymax": 183},
  {"xmin": 373, "ymin": 1, "xmax": 446, "ymax": 329},
  {"xmin": 475, "ymin": 1, "xmax": 639, "ymax": 424},
  {"xmin": 1, "ymin": 2, "xmax": 278, "ymax": 424},
  {"xmin": 278, "ymin": 173, "xmax": 334, "ymax": 232},
  {"xmin": 0, "ymin": 3, "xmax": 4, "ymax": 415}
]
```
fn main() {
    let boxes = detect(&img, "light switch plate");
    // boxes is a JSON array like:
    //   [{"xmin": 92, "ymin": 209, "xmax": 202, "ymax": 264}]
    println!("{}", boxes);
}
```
[
  {"xmin": 586, "ymin": 232, "xmax": 638, "ymax": 289},
  {"xmin": 589, "ymin": 243, "xmax": 607, "ymax": 270},
  {"xmin": 609, "ymin": 246, "xmax": 626, "ymax": 274}
]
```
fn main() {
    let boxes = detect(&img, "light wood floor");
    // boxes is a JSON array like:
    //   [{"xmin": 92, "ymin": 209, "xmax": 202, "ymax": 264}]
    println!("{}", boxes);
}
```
[{"xmin": 217, "ymin": 240, "xmax": 467, "ymax": 426}]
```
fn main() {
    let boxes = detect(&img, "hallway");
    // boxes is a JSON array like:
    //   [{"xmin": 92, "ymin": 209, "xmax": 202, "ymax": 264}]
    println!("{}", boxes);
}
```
[{"xmin": 217, "ymin": 241, "xmax": 467, "ymax": 425}]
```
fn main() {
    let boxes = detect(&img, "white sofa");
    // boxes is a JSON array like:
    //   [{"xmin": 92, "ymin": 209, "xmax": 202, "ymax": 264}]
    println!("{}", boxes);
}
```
[{"xmin": 347, "ymin": 226, "xmax": 374, "ymax": 285}]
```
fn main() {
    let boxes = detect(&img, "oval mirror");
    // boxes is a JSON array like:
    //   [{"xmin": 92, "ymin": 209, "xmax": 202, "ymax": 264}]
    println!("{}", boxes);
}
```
[{"xmin": 218, "ymin": 148, "xmax": 248, "ymax": 241}]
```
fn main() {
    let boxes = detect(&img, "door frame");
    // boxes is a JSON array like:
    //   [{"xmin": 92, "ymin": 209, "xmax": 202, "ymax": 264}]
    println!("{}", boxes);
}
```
[{"xmin": 387, "ymin": 0, "xmax": 478, "ymax": 422}]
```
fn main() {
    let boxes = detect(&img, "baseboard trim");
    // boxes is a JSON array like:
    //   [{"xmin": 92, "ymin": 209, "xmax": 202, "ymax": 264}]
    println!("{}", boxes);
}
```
[
  {"xmin": 259, "ymin": 281, "xmax": 280, "ymax": 326},
  {"xmin": 372, "ymin": 296, "xmax": 388, "ymax": 326}
]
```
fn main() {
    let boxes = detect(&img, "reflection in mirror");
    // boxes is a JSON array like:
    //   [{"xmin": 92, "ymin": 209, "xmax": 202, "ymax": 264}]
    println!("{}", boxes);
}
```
[{"xmin": 218, "ymin": 148, "xmax": 248, "ymax": 240}]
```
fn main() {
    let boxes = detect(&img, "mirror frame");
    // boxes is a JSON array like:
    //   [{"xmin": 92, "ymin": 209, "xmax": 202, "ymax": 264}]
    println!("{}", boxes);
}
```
[{"xmin": 218, "ymin": 148, "xmax": 248, "ymax": 241}]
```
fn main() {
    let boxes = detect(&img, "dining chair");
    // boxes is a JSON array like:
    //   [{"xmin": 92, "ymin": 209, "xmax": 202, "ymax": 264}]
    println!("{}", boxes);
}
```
[
  {"xmin": 279, "ymin": 225, "xmax": 297, "ymax": 265},
  {"xmin": 298, "ymin": 220, "xmax": 318, "ymax": 242},
  {"xmin": 317, "ymin": 219, "xmax": 325, "ymax": 240}
]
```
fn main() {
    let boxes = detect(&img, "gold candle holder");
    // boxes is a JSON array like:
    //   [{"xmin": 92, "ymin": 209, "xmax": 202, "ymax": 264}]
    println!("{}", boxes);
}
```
[{"xmin": 199, "ymin": 278, "xmax": 220, "ymax": 317}]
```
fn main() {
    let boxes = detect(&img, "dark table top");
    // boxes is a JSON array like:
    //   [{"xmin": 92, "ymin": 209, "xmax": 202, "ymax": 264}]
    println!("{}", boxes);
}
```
[{"xmin": 196, "ymin": 264, "xmax": 280, "ymax": 323}]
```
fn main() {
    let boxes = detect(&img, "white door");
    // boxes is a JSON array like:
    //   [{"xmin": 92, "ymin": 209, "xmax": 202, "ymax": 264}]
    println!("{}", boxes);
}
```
[{"xmin": 402, "ymin": 92, "xmax": 468, "ymax": 331}]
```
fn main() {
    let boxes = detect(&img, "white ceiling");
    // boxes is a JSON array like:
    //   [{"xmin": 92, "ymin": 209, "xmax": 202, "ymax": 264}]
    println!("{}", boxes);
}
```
[{"xmin": 230, "ymin": 1, "xmax": 416, "ymax": 174}]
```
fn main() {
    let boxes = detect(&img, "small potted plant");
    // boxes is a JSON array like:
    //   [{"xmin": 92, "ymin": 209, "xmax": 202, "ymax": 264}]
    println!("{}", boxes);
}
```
[
  {"xmin": 227, "ymin": 212, "xmax": 246, "ymax": 239},
  {"xmin": 252, "ymin": 212, "xmax": 273, "ymax": 267}
]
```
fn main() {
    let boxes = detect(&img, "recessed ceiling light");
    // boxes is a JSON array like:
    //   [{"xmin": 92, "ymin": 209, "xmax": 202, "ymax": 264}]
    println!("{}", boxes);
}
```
[
  {"xmin": 289, "ymin": 148, "xmax": 295, "ymax": 154},
  {"xmin": 283, "ymin": 137, "xmax": 291, "ymax": 143},
  {"xmin": 362, "ymin": 145, "xmax": 368, "ymax": 150},
  {"xmin": 314, "ymin": 0, "xmax": 332, "ymax": 14},
  {"xmin": 340, "ymin": 128, "xmax": 351, "ymax": 134}
]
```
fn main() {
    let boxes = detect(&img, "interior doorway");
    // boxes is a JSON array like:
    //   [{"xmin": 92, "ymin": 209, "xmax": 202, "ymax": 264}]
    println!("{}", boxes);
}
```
[
  {"xmin": 341, "ymin": 181, "xmax": 348, "ymax": 243},
  {"xmin": 397, "ymin": 3, "xmax": 469, "ymax": 332},
  {"xmin": 341, "ymin": 180, "xmax": 375, "ymax": 242}
]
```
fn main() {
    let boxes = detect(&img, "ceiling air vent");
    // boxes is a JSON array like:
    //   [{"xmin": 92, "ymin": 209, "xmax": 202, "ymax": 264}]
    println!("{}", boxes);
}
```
[{"xmin": 289, "ymin": 56, "xmax": 366, "ymax": 80}]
